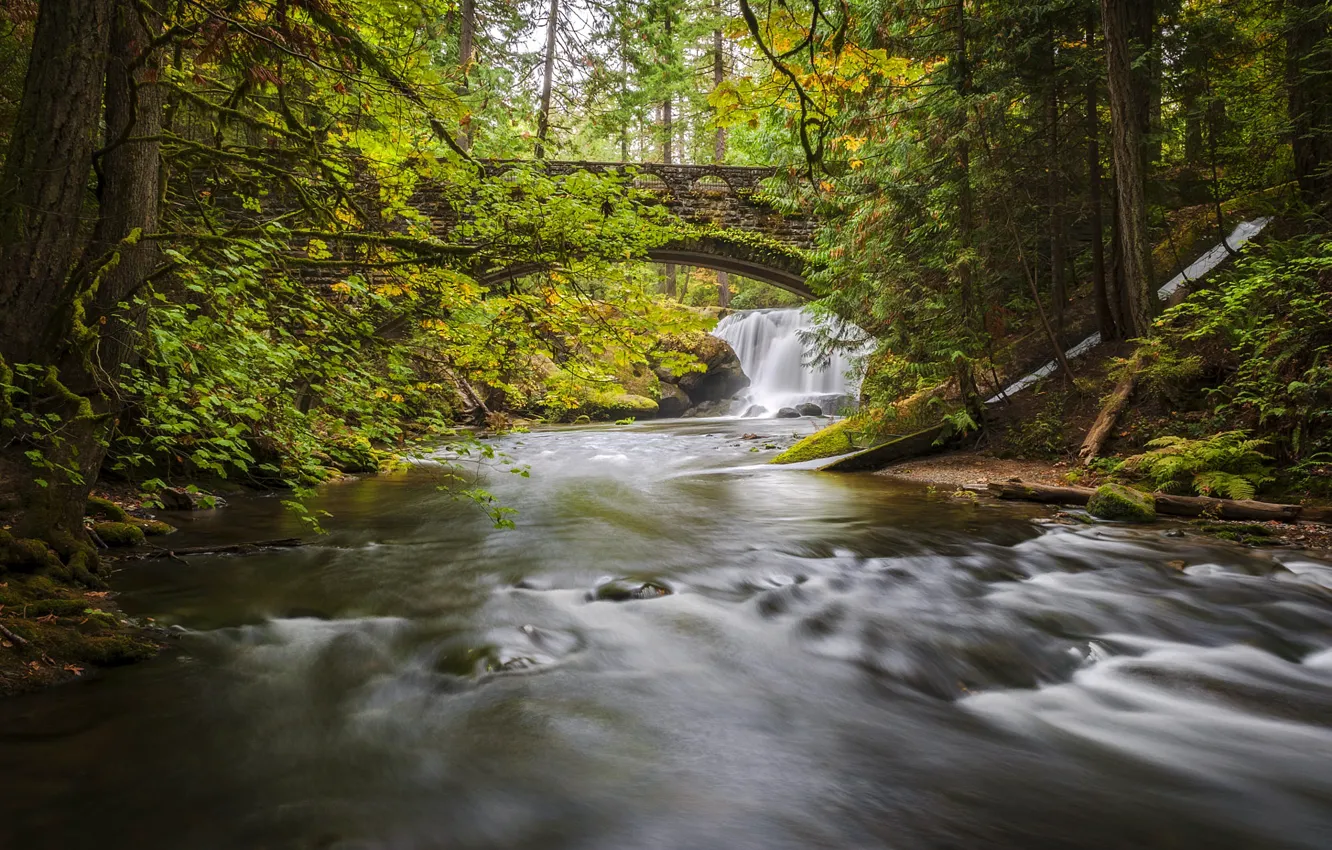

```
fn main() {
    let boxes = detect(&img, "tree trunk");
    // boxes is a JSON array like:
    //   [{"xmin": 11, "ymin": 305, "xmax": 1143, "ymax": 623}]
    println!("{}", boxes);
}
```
[
  {"xmin": 0, "ymin": 0, "xmax": 113, "ymax": 366},
  {"xmin": 951, "ymin": 0, "xmax": 982, "ymax": 418},
  {"xmin": 1287, "ymin": 0, "xmax": 1332, "ymax": 205},
  {"xmin": 458, "ymin": 0, "xmax": 476, "ymax": 151},
  {"xmin": 1100, "ymin": 0, "xmax": 1156, "ymax": 337},
  {"xmin": 714, "ymin": 17, "xmax": 729, "ymax": 308},
  {"xmin": 1046, "ymin": 25, "xmax": 1067, "ymax": 342},
  {"xmin": 535, "ymin": 0, "xmax": 560, "ymax": 158},
  {"xmin": 713, "ymin": 22, "xmax": 727, "ymax": 162},
  {"xmin": 0, "ymin": 0, "xmax": 114, "ymax": 569},
  {"xmin": 1086, "ymin": 17, "xmax": 1117, "ymax": 341}
]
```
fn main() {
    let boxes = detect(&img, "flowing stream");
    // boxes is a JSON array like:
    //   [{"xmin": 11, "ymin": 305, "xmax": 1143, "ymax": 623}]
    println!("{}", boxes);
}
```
[
  {"xmin": 2, "ymin": 418, "xmax": 1331, "ymax": 849},
  {"xmin": 713, "ymin": 308, "xmax": 865, "ymax": 416}
]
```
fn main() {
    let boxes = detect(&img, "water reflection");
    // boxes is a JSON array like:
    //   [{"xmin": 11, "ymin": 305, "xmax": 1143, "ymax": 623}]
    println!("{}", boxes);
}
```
[{"xmin": 1, "ymin": 418, "xmax": 1329, "ymax": 849}]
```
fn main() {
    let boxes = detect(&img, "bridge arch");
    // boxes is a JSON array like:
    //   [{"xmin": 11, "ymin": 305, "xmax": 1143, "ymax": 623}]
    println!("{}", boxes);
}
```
[{"xmin": 475, "ymin": 234, "xmax": 814, "ymax": 299}]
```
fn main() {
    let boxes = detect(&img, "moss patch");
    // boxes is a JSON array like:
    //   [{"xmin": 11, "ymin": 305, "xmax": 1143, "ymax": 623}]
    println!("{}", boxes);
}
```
[
  {"xmin": 85, "ymin": 496, "xmax": 129, "ymax": 522},
  {"xmin": 573, "ymin": 391, "xmax": 659, "ymax": 421},
  {"xmin": 128, "ymin": 517, "xmax": 176, "ymax": 536},
  {"xmin": 1088, "ymin": 483, "xmax": 1157, "ymax": 522},
  {"xmin": 0, "ymin": 530, "xmax": 63, "ymax": 573},
  {"xmin": 772, "ymin": 418, "xmax": 862, "ymax": 465},
  {"xmin": 0, "ymin": 573, "xmax": 162, "ymax": 694},
  {"xmin": 92, "ymin": 521, "xmax": 146, "ymax": 547}
]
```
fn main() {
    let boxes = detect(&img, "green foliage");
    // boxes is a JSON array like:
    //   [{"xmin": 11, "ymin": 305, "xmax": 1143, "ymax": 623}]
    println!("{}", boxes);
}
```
[
  {"xmin": 1121, "ymin": 431, "xmax": 1275, "ymax": 500},
  {"xmin": 1129, "ymin": 339, "xmax": 1205, "ymax": 404}
]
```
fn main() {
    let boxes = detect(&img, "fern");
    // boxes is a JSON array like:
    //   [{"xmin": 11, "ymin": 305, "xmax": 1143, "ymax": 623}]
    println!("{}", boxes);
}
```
[{"xmin": 1121, "ymin": 431, "xmax": 1273, "ymax": 499}]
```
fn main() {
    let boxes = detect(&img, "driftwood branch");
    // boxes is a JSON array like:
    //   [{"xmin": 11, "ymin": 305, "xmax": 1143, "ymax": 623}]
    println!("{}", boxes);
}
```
[
  {"xmin": 0, "ymin": 622, "xmax": 30, "ymax": 646},
  {"xmin": 127, "ymin": 538, "xmax": 306, "ymax": 560}
]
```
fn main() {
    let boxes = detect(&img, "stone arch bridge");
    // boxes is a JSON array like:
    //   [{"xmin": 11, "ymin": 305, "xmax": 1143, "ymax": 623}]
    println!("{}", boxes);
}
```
[{"xmin": 423, "ymin": 160, "xmax": 818, "ymax": 298}]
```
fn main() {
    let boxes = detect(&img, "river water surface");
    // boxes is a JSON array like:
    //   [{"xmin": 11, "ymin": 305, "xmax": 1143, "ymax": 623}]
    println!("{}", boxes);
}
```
[{"xmin": 2, "ymin": 419, "xmax": 1332, "ymax": 849}]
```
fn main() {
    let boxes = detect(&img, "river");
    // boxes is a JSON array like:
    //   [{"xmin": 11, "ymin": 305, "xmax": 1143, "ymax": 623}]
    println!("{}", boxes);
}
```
[{"xmin": 2, "ymin": 417, "xmax": 1331, "ymax": 849}]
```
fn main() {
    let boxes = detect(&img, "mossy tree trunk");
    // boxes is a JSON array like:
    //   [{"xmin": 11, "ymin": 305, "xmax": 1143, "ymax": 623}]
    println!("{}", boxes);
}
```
[
  {"xmin": 1100, "ymin": 0, "xmax": 1157, "ymax": 338},
  {"xmin": 0, "ymin": 0, "xmax": 162, "ymax": 580}
]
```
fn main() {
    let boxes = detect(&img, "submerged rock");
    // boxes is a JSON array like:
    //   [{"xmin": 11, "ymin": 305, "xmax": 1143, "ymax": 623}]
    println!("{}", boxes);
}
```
[
  {"xmin": 592, "ymin": 578, "xmax": 673, "ymax": 602},
  {"xmin": 1087, "ymin": 484, "xmax": 1156, "ymax": 523}
]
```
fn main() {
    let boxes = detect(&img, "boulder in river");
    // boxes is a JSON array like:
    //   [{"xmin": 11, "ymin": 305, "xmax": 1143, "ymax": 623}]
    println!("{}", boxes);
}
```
[
  {"xmin": 1087, "ymin": 484, "xmax": 1156, "ymax": 522},
  {"xmin": 657, "ymin": 383, "xmax": 691, "ymax": 418},
  {"xmin": 592, "ymin": 578, "xmax": 673, "ymax": 602},
  {"xmin": 796, "ymin": 402, "xmax": 825, "ymax": 417},
  {"xmin": 776, "ymin": 407, "xmax": 802, "ymax": 419},
  {"xmin": 653, "ymin": 332, "xmax": 750, "ymax": 410}
]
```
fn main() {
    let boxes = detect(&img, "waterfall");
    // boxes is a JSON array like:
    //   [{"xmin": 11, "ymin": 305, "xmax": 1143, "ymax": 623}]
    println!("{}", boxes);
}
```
[{"xmin": 712, "ymin": 308, "xmax": 867, "ymax": 417}]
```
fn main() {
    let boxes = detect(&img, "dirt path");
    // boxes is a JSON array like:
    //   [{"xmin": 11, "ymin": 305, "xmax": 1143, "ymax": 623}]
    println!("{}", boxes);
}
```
[{"xmin": 877, "ymin": 451, "xmax": 1071, "ymax": 488}]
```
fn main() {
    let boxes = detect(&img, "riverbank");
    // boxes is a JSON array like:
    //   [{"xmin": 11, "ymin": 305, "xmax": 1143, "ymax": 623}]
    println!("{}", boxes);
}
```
[{"xmin": 878, "ymin": 449, "xmax": 1332, "ymax": 555}]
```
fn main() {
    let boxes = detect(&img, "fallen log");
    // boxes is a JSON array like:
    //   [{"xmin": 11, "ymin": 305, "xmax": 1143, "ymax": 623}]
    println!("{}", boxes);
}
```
[
  {"xmin": 1079, "ymin": 354, "xmax": 1142, "ymax": 466},
  {"xmin": 1151, "ymin": 494, "xmax": 1302, "ymax": 523},
  {"xmin": 985, "ymin": 481, "xmax": 1094, "ymax": 504},
  {"xmin": 126, "ymin": 538, "xmax": 306, "ymax": 560},
  {"xmin": 820, "ymin": 424, "xmax": 955, "ymax": 473},
  {"xmin": 985, "ymin": 481, "xmax": 1308, "ymax": 523},
  {"xmin": 1302, "ymin": 506, "xmax": 1332, "ymax": 524}
]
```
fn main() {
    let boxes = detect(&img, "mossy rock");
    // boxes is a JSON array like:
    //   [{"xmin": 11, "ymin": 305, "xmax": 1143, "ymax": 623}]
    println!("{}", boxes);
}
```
[
  {"xmin": 128, "ymin": 517, "xmax": 176, "ymax": 536},
  {"xmin": 92, "ymin": 521, "xmax": 146, "ymax": 547},
  {"xmin": 0, "ymin": 531, "xmax": 63, "ymax": 573},
  {"xmin": 574, "ymin": 392, "xmax": 659, "ymax": 421},
  {"xmin": 1087, "ymin": 484, "xmax": 1156, "ymax": 523},
  {"xmin": 592, "ymin": 578, "xmax": 673, "ymax": 602},
  {"xmin": 73, "ymin": 634, "xmax": 159, "ymax": 666},
  {"xmin": 85, "ymin": 496, "xmax": 129, "ymax": 522},
  {"xmin": 772, "ymin": 418, "xmax": 860, "ymax": 465}
]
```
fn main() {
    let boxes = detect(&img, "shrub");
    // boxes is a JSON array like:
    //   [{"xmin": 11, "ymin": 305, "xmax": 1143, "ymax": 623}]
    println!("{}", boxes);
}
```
[{"xmin": 1120, "ymin": 430, "xmax": 1274, "ymax": 500}]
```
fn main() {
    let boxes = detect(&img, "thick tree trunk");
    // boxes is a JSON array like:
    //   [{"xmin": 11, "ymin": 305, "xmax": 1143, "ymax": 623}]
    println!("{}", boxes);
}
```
[
  {"xmin": 1100, "ymin": 0, "xmax": 1156, "ymax": 337},
  {"xmin": 1287, "ymin": 0, "xmax": 1332, "ymax": 205},
  {"xmin": 535, "ymin": 0, "xmax": 560, "ymax": 158},
  {"xmin": 0, "ymin": 0, "xmax": 113, "ymax": 567},
  {"xmin": 0, "ymin": 0, "xmax": 161, "ymax": 583},
  {"xmin": 1086, "ymin": 18, "xmax": 1117, "ymax": 341},
  {"xmin": 0, "ymin": 0, "xmax": 113, "ymax": 366}
]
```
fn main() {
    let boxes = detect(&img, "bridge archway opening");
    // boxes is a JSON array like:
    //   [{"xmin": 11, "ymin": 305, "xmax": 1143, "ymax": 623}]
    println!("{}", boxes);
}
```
[
  {"xmin": 689, "ymin": 175, "xmax": 730, "ymax": 195},
  {"xmin": 477, "ymin": 248, "xmax": 811, "ymax": 299}
]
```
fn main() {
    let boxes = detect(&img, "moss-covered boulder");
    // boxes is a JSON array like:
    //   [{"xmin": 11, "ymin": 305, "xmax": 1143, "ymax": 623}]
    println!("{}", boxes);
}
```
[
  {"xmin": 772, "ymin": 419, "xmax": 861, "ymax": 465},
  {"xmin": 128, "ymin": 518, "xmax": 176, "ymax": 536},
  {"xmin": 579, "ymin": 391, "xmax": 659, "ymax": 421},
  {"xmin": 1087, "ymin": 484, "xmax": 1157, "ymax": 523},
  {"xmin": 85, "ymin": 496, "xmax": 129, "ymax": 522},
  {"xmin": 0, "ymin": 530, "xmax": 63, "ymax": 573},
  {"xmin": 653, "ymin": 332, "xmax": 749, "ymax": 406},
  {"xmin": 92, "ymin": 521, "xmax": 147, "ymax": 547}
]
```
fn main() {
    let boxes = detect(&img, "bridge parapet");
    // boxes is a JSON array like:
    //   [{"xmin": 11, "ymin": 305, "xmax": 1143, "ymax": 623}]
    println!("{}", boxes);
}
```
[{"xmin": 468, "ymin": 160, "xmax": 815, "ymax": 250}]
